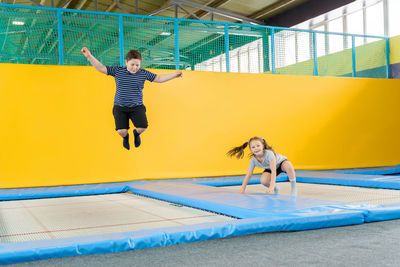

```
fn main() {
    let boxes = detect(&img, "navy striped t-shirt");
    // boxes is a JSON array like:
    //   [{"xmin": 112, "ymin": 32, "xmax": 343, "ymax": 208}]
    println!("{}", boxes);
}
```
[{"xmin": 106, "ymin": 66, "xmax": 157, "ymax": 107}]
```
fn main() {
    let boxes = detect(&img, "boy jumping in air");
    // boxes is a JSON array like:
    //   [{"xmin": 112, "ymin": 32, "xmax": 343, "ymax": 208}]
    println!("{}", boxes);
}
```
[{"xmin": 81, "ymin": 47, "xmax": 183, "ymax": 150}]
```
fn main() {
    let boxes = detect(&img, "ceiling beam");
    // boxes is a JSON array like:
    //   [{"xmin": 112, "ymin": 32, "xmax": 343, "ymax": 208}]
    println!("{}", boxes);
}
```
[
  {"xmin": 113, "ymin": 0, "xmax": 130, "ymax": 14},
  {"xmin": 59, "ymin": 0, "xmax": 74, "ymax": 8},
  {"xmin": 171, "ymin": 0, "xmax": 264, "ymax": 24},
  {"xmin": 184, "ymin": 0, "xmax": 231, "ymax": 20},
  {"xmin": 105, "ymin": 2, "xmax": 117, "ymax": 12},
  {"xmin": 249, "ymin": 0, "xmax": 298, "ymax": 20},
  {"xmin": 76, "ymin": 0, "xmax": 89, "ymax": 10},
  {"xmin": 25, "ymin": 0, "xmax": 43, "ymax": 6},
  {"xmin": 147, "ymin": 0, "xmax": 173, "ymax": 16},
  {"xmin": 177, "ymin": 4, "xmax": 200, "ymax": 20}
]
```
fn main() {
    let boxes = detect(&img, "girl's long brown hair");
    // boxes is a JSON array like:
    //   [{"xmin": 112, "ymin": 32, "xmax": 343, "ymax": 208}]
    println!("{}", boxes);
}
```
[{"xmin": 227, "ymin": 136, "xmax": 275, "ymax": 159}]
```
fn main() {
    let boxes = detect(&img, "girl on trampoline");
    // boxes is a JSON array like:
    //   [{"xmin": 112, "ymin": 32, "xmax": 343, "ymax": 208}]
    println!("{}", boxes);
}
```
[{"xmin": 227, "ymin": 137, "xmax": 297, "ymax": 196}]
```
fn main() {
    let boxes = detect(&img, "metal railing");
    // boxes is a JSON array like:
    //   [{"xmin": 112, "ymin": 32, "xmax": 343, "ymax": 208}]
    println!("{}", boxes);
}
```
[{"xmin": 0, "ymin": 3, "xmax": 390, "ymax": 78}]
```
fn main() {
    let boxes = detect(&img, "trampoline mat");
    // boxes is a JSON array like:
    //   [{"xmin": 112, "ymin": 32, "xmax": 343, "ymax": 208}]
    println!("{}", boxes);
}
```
[
  {"xmin": 0, "ymin": 193, "xmax": 232, "ymax": 243},
  {"xmin": 224, "ymin": 182, "xmax": 400, "ymax": 205}
]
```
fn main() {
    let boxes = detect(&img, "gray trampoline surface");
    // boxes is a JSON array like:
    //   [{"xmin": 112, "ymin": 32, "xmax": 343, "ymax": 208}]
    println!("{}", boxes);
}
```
[
  {"xmin": 0, "ymin": 193, "xmax": 232, "ymax": 243},
  {"xmin": 224, "ymin": 182, "xmax": 400, "ymax": 204}
]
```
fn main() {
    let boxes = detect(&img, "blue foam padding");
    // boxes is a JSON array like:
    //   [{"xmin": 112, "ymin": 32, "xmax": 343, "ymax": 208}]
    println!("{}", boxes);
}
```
[
  {"xmin": 128, "ymin": 183, "xmax": 268, "ymax": 218},
  {"xmin": 191, "ymin": 175, "xmax": 288, "ymax": 186},
  {"xmin": 0, "ymin": 181, "xmax": 147, "ymax": 201},
  {"xmin": 362, "ymin": 202, "xmax": 400, "ymax": 222},
  {"xmin": 318, "ymin": 202, "xmax": 400, "ymax": 222},
  {"xmin": 128, "ymin": 182, "xmax": 365, "ymax": 218},
  {"xmin": 316, "ymin": 165, "xmax": 400, "ymax": 175},
  {"xmin": 296, "ymin": 171, "xmax": 400, "ymax": 189}
]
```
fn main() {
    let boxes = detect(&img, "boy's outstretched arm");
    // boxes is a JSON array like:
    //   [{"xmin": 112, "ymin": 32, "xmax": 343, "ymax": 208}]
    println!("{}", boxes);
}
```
[
  {"xmin": 238, "ymin": 168, "xmax": 254, "ymax": 194},
  {"xmin": 154, "ymin": 71, "xmax": 183, "ymax": 83},
  {"xmin": 81, "ymin": 47, "xmax": 107, "ymax": 75}
]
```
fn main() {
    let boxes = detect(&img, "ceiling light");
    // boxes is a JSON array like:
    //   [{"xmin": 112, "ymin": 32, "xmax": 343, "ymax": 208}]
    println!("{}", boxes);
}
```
[
  {"xmin": 12, "ymin": 21, "xmax": 25, "ymax": 26},
  {"xmin": 160, "ymin": 32, "xmax": 171, "ymax": 36}
]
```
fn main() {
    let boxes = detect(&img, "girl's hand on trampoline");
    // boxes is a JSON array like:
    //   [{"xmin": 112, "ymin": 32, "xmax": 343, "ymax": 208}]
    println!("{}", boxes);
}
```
[
  {"xmin": 237, "ymin": 189, "xmax": 245, "ymax": 194},
  {"xmin": 265, "ymin": 187, "xmax": 274, "ymax": 194}
]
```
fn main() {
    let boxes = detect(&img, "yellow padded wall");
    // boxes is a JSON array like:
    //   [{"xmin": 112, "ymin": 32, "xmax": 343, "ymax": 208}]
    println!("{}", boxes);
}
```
[{"xmin": 1, "ymin": 63, "xmax": 400, "ymax": 188}]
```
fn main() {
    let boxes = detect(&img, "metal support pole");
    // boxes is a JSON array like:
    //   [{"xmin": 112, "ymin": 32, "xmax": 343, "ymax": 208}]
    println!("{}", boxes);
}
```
[
  {"xmin": 271, "ymin": 28, "xmax": 276, "ymax": 74},
  {"xmin": 57, "ymin": 10, "xmax": 64, "ymax": 65},
  {"xmin": 119, "ymin": 15, "xmax": 124, "ymax": 66},
  {"xmin": 352, "ymin": 35, "xmax": 356, "ymax": 77},
  {"xmin": 174, "ymin": 19, "xmax": 180, "ymax": 70},
  {"xmin": 386, "ymin": 37, "xmax": 390, "ymax": 78},
  {"xmin": 313, "ymin": 32, "xmax": 318, "ymax": 76},
  {"xmin": 224, "ymin": 24, "xmax": 229, "ymax": 72}
]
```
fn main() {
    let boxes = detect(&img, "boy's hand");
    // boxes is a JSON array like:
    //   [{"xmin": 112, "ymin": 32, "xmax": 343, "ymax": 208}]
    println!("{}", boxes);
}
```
[
  {"xmin": 176, "ymin": 71, "xmax": 183, "ymax": 78},
  {"xmin": 81, "ymin": 47, "xmax": 91, "ymax": 58}
]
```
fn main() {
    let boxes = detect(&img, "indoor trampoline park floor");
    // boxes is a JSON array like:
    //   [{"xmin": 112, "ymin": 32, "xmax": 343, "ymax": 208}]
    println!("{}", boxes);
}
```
[{"xmin": 1, "ymin": 165, "xmax": 400, "ymax": 264}]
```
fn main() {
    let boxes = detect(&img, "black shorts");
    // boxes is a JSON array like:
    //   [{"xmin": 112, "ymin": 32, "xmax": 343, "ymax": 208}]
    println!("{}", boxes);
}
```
[
  {"xmin": 112, "ymin": 105, "xmax": 148, "ymax": 130},
  {"xmin": 263, "ymin": 160, "xmax": 287, "ymax": 176}
]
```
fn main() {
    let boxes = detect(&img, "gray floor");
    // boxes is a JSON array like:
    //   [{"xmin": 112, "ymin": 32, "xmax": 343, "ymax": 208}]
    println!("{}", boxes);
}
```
[{"xmin": 7, "ymin": 219, "xmax": 400, "ymax": 266}]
